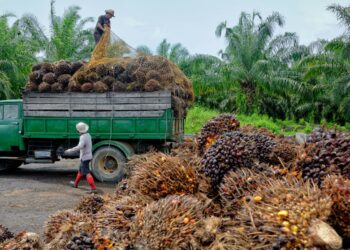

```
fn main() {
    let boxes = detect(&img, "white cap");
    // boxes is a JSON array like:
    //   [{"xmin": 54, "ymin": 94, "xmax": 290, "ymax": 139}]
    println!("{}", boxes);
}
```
[{"xmin": 76, "ymin": 122, "xmax": 89, "ymax": 133}]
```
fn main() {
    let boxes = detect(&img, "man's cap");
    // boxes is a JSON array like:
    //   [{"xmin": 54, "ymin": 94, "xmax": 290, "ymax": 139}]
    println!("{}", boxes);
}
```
[
  {"xmin": 105, "ymin": 9, "xmax": 115, "ymax": 17},
  {"xmin": 76, "ymin": 122, "xmax": 89, "ymax": 133}
]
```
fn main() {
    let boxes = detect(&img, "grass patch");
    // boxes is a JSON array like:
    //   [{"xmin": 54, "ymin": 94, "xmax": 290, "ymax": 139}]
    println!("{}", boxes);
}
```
[{"xmin": 185, "ymin": 105, "xmax": 346, "ymax": 135}]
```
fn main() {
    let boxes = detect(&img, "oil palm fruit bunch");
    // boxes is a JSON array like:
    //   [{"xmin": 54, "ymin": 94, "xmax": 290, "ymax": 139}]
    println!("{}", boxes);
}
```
[
  {"xmin": 201, "ymin": 131, "xmax": 258, "ymax": 189},
  {"xmin": 44, "ymin": 210, "xmax": 93, "ymax": 249},
  {"xmin": 71, "ymin": 61, "xmax": 84, "ymax": 74},
  {"xmin": 296, "ymin": 133, "xmax": 350, "ymax": 185},
  {"xmin": 0, "ymin": 232, "xmax": 41, "ymax": 250},
  {"xmin": 25, "ymin": 81, "xmax": 38, "ymax": 92},
  {"xmin": 57, "ymin": 74, "xmax": 71, "ymax": 86},
  {"xmin": 129, "ymin": 195, "xmax": 204, "ymax": 249},
  {"xmin": 197, "ymin": 114, "xmax": 240, "ymax": 156},
  {"xmin": 322, "ymin": 175, "xmax": 350, "ymax": 242},
  {"xmin": 93, "ymin": 81, "xmax": 109, "ymax": 93},
  {"xmin": 54, "ymin": 61, "xmax": 72, "ymax": 75},
  {"xmin": 94, "ymin": 195, "xmax": 151, "ymax": 248},
  {"xmin": 270, "ymin": 137, "xmax": 298, "ymax": 166},
  {"xmin": 75, "ymin": 195, "xmax": 105, "ymax": 215},
  {"xmin": 68, "ymin": 80, "xmax": 81, "ymax": 92},
  {"xmin": 38, "ymin": 82, "xmax": 51, "ymax": 92},
  {"xmin": 81, "ymin": 82, "xmax": 94, "ymax": 93},
  {"xmin": 129, "ymin": 153, "xmax": 198, "ymax": 200},
  {"xmin": 249, "ymin": 132, "xmax": 277, "ymax": 163},
  {"xmin": 29, "ymin": 70, "xmax": 42, "ymax": 84},
  {"xmin": 236, "ymin": 177, "xmax": 342, "ymax": 250},
  {"xmin": 95, "ymin": 64, "xmax": 109, "ymax": 77},
  {"xmin": 240, "ymin": 125, "xmax": 276, "ymax": 138},
  {"xmin": 66, "ymin": 231, "xmax": 95, "ymax": 250},
  {"xmin": 307, "ymin": 128, "xmax": 338, "ymax": 143},
  {"xmin": 0, "ymin": 225, "xmax": 13, "ymax": 244},
  {"xmin": 51, "ymin": 82, "xmax": 64, "ymax": 92},
  {"xmin": 41, "ymin": 62, "xmax": 55, "ymax": 73},
  {"xmin": 219, "ymin": 169, "xmax": 270, "ymax": 217},
  {"xmin": 42, "ymin": 72, "xmax": 56, "ymax": 84}
]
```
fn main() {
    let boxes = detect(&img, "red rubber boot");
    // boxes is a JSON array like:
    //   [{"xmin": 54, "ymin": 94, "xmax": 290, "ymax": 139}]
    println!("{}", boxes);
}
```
[
  {"xmin": 70, "ymin": 171, "xmax": 83, "ymax": 188},
  {"xmin": 86, "ymin": 173, "xmax": 97, "ymax": 192}
]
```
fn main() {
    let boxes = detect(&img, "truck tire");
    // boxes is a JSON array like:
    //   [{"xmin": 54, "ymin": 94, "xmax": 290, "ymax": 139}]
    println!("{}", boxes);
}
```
[
  {"xmin": 0, "ymin": 160, "xmax": 23, "ymax": 171},
  {"xmin": 91, "ymin": 146, "xmax": 126, "ymax": 183}
]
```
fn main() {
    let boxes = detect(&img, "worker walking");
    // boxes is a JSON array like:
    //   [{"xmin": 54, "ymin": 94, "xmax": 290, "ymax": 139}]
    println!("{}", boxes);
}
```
[
  {"xmin": 65, "ymin": 122, "xmax": 97, "ymax": 193},
  {"xmin": 94, "ymin": 9, "xmax": 115, "ymax": 44}
]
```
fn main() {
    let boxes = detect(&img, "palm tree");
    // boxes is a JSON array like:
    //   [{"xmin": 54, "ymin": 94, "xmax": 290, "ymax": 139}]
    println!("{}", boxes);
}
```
[
  {"xmin": 19, "ymin": 0, "xmax": 95, "ymax": 62},
  {"xmin": 215, "ymin": 11, "xmax": 302, "ymax": 113},
  {"xmin": 0, "ymin": 14, "xmax": 39, "ymax": 99},
  {"xmin": 156, "ymin": 39, "xmax": 189, "ymax": 64}
]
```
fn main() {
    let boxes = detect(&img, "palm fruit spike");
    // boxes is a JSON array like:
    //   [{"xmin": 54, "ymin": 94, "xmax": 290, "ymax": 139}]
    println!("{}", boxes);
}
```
[
  {"xmin": 0, "ymin": 232, "xmax": 41, "ymax": 250},
  {"xmin": 322, "ymin": 175, "xmax": 350, "ymax": 241},
  {"xmin": 94, "ymin": 195, "xmax": 151, "ymax": 247},
  {"xmin": 129, "ymin": 195, "xmax": 204, "ymax": 249},
  {"xmin": 128, "ymin": 153, "xmax": 198, "ymax": 200},
  {"xmin": 201, "ymin": 131, "xmax": 258, "ymax": 190},
  {"xmin": 307, "ymin": 127, "xmax": 338, "ymax": 143},
  {"xmin": 75, "ymin": 195, "xmax": 105, "ymax": 215},
  {"xmin": 197, "ymin": 114, "xmax": 240, "ymax": 156},
  {"xmin": 42, "ymin": 72, "xmax": 56, "ymax": 85},
  {"xmin": 219, "ymin": 169, "xmax": 270, "ymax": 217},
  {"xmin": 235, "ymin": 177, "xmax": 341, "ymax": 249}
]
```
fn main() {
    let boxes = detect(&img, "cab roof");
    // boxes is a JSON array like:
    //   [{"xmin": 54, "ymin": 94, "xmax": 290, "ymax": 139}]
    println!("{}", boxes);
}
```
[{"xmin": 0, "ymin": 99, "xmax": 22, "ymax": 104}]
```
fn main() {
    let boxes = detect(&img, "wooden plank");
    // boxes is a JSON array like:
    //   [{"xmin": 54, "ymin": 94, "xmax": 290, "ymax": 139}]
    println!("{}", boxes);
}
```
[
  {"xmin": 23, "ymin": 91, "xmax": 171, "ymax": 98},
  {"xmin": 23, "ymin": 97, "xmax": 171, "ymax": 105},
  {"xmin": 24, "ymin": 110, "xmax": 165, "ymax": 118},
  {"xmin": 23, "ymin": 103, "xmax": 171, "ymax": 111}
]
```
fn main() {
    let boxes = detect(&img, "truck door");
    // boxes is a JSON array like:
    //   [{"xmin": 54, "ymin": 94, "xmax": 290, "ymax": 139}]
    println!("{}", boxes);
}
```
[{"xmin": 0, "ymin": 104, "xmax": 21, "ymax": 152}]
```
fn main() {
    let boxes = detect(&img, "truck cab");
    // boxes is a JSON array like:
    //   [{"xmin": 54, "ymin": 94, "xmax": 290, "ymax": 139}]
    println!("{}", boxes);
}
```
[{"xmin": 0, "ymin": 100, "xmax": 25, "ymax": 170}]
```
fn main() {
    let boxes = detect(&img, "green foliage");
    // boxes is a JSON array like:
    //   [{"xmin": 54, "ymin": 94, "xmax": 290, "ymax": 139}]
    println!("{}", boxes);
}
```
[
  {"xmin": 0, "ymin": 14, "xmax": 39, "ymax": 99},
  {"xmin": 185, "ymin": 105, "xmax": 345, "ymax": 135}
]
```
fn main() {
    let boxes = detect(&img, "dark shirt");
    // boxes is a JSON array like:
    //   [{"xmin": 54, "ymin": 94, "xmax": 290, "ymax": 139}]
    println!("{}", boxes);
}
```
[{"xmin": 94, "ymin": 15, "xmax": 111, "ymax": 35}]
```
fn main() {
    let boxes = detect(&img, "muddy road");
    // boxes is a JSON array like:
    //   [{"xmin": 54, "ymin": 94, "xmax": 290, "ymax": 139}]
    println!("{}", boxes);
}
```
[{"xmin": 0, "ymin": 160, "xmax": 115, "ymax": 235}]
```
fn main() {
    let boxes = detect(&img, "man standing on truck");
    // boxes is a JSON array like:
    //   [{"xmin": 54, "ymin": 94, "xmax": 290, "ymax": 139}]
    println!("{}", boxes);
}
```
[
  {"xmin": 65, "ymin": 122, "xmax": 97, "ymax": 193},
  {"xmin": 94, "ymin": 9, "xmax": 115, "ymax": 44}
]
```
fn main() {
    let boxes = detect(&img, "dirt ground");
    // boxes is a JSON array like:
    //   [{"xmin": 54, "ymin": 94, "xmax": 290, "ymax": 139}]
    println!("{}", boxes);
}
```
[{"xmin": 0, "ymin": 159, "xmax": 115, "ymax": 235}]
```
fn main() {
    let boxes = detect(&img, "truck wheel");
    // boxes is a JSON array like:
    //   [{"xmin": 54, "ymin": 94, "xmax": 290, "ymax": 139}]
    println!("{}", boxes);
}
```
[
  {"xmin": 0, "ymin": 160, "xmax": 23, "ymax": 171},
  {"xmin": 91, "ymin": 146, "xmax": 126, "ymax": 183}
]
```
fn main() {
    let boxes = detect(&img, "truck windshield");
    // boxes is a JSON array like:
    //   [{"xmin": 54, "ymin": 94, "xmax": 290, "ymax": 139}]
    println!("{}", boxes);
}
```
[{"xmin": 4, "ymin": 105, "xmax": 18, "ymax": 120}]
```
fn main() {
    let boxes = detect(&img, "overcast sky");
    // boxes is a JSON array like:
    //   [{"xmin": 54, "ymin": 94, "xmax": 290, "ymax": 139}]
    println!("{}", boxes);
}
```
[{"xmin": 0, "ymin": 0, "xmax": 348, "ymax": 56}]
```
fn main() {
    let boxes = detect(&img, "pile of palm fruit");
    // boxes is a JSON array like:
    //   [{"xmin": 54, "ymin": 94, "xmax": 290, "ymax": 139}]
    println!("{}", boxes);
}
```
[
  {"xmin": 1, "ymin": 115, "xmax": 350, "ymax": 249},
  {"xmin": 24, "ymin": 55, "xmax": 194, "ymax": 117}
]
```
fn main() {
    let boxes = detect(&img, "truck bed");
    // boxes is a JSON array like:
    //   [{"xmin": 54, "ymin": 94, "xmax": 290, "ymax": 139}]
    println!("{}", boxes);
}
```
[{"xmin": 22, "ymin": 91, "xmax": 183, "ymax": 142}]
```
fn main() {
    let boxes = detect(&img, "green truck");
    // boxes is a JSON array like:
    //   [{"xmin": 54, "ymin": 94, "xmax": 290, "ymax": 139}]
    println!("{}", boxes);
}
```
[{"xmin": 0, "ymin": 91, "xmax": 184, "ymax": 182}]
